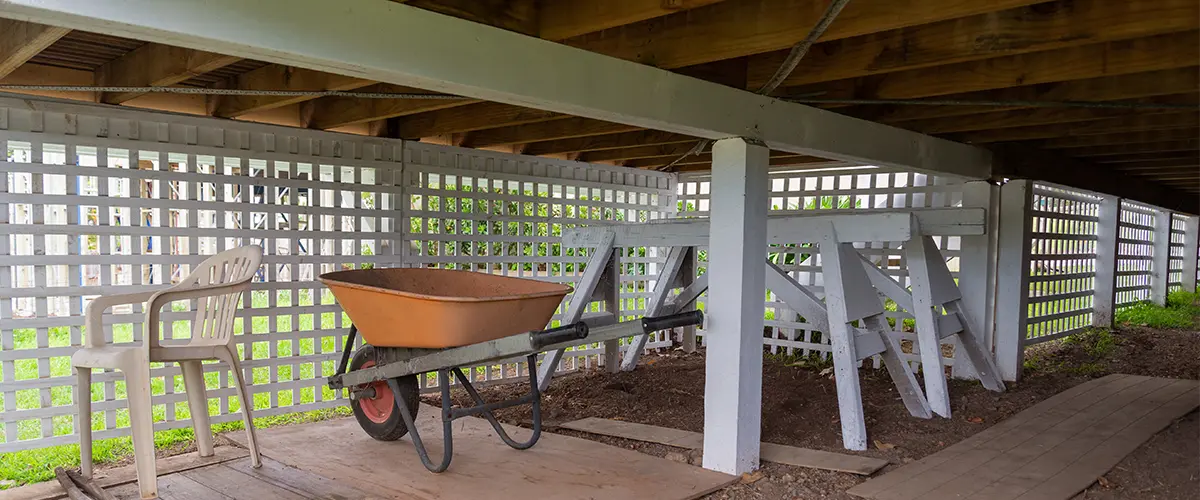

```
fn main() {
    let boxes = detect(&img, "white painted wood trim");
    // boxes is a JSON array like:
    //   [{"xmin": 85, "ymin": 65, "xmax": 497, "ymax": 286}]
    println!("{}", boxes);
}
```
[
  {"xmin": 1182, "ymin": 215, "xmax": 1199, "ymax": 292},
  {"xmin": 994, "ymin": 180, "xmax": 1034, "ymax": 382},
  {"xmin": 1093, "ymin": 194, "xmax": 1121, "ymax": 327},
  {"xmin": 953, "ymin": 181, "xmax": 998, "ymax": 380},
  {"xmin": 1150, "ymin": 208, "xmax": 1173, "ymax": 306},
  {"xmin": 0, "ymin": 0, "xmax": 991, "ymax": 178}
]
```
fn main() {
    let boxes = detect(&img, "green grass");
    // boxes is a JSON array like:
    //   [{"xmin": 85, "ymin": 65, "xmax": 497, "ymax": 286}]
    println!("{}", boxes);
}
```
[
  {"xmin": 1115, "ymin": 289, "xmax": 1200, "ymax": 329},
  {"xmin": 0, "ymin": 289, "xmax": 358, "ymax": 489}
]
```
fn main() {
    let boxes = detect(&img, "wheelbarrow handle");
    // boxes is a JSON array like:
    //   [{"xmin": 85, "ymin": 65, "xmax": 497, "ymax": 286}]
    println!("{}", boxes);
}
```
[
  {"xmin": 642, "ymin": 310, "xmax": 704, "ymax": 333},
  {"xmin": 530, "ymin": 322, "xmax": 589, "ymax": 350}
]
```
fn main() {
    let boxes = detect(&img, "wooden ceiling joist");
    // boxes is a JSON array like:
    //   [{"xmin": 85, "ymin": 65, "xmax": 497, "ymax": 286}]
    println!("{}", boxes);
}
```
[
  {"xmin": 390, "ymin": 102, "xmax": 560, "ymax": 139},
  {"xmin": 563, "ymin": 0, "xmax": 1045, "ymax": 70},
  {"xmin": 305, "ymin": 84, "xmax": 480, "ymax": 130},
  {"xmin": 212, "ymin": 66, "xmax": 373, "ymax": 118},
  {"xmin": 784, "ymin": 31, "xmax": 1199, "ymax": 101},
  {"xmin": 853, "ymin": 67, "xmax": 1200, "ymax": 124},
  {"xmin": 900, "ymin": 96, "xmax": 1196, "ymax": 136},
  {"xmin": 0, "ymin": 19, "xmax": 69, "ymax": 79},
  {"xmin": 1092, "ymin": 151, "xmax": 1200, "ymax": 164},
  {"xmin": 95, "ymin": 42, "xmax": 241, "ymax": 104},
  {"xmin": 747, "ymin": 0, "xmax": 1199, "ymax": 90},
  {"xmin": 521, "ymin": 130, "xmax": 696, "ymax": 156},
  {"xmin": 539, "ymin": 0, "xmax": 724, "ymax": 41},
  {"xmin": 463, "ymin": 117, "xmax": 639, "ymax": 148},
  {"xmin": 1071, "ymin": 141, "xmax": 1200, "ymax": 158},
  {"xmin": 1039, "ymin": 129, "xmax": 1200, "ymax": 149},
  {"xmin": 1104, "ymin": 158, "xmax": 1199, "ymax": 170},
  {"xmin": 580, "ymin": 141, "xmax": 705, "ymax": 163},
  {"xmin": 958, "ymin": 113, "xmax": 1200, "ymax": 144}
]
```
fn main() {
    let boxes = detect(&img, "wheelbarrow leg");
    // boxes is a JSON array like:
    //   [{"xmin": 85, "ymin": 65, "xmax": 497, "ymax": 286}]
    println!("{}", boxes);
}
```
[
  {"xmin": 450, "ymin": 354, "xmax": 542, "ymax": 450},
  {"xmin": 390, "ymin": 370, "xmax": 453, "ymax": 473}
]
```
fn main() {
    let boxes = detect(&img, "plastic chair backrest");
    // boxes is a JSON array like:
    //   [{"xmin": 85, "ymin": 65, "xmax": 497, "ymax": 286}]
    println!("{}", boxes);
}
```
[{"xmin": 181, "ymin": 246, "xmax": 263, "ymax": 346}]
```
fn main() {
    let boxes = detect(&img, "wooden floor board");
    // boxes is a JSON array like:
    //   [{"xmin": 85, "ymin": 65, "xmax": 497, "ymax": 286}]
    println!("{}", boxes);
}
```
[{"xmin": 848, "ymin": 375, "xmax": 1199, "ymax": 500}]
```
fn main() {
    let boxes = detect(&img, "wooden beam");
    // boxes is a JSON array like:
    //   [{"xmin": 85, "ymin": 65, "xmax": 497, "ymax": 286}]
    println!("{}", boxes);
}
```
[
  {"xmin": 1104, "ymin": 159, "xmax": 1199, "ymax": 170},
  {"xmin": 563, "ymin": 0, "xmax": 1043, "ymax": 70},
  {"xmin": 2, "ymin": 0, "xmax": 992, "ymax": 178},
  {"xmin": 0, "ymin": 19, "xmax": 69, "ymax": 79},
  {"xmin": 522, "ymin": 130, "xmax": 696, "ymax": 156},
  {"xmin": 211, "ymin": 66, "xmax": 374, "ymax": 117},
  {"xmin": 992, "ymin": 144, "xmax": 1200, "ymax": 213},
  {"xmin": 783, "ymin": 31, "xmax": 1199, "ymax": 101},
  {"xmin": 627, "ymin": 152, "xmax": 829, "ymax": 169},
  {"xmin": 900, "ymin": 97, "xmax": 1194, "ymax": 136},
  {"xmin": 539, "ymin": 0, "xmax": 723, "ymax": 41},
  {"xmin": 852, "ymin": 67, "xmax": 1200, "ymax": 124},
  {"xmin": 955, "ymin": 113, "xmax": 1200, "ymax": 144},
  {"xmin": 95, "ymin": 43, "xmax": 242, "ymax": 104},
  {"xmin": 391, "ymin": 102, "xmax": 559, "ymax": 138},
  {"xmin": 1040, "ymin": 129, "xmax": 1200, "ymax": 149},
  {"xmin": 1091, "ymin": 151, "xmax": 1200, "ymax": 164},
  {"xmin": 404, "ymin": 0, "xmax": 539, "ymax": 36},
  {"xmin": 747, "ymin": 0, "xmax": 1199, "ymax": 90},
  {"xmin": 1070, "ymin": 140, "xmax": 1200, "ymax": 157},
  {"xmin": 581, "ymin": 142, "xmax": 704, "ymax": 163},
  {"xmin": 0, "ymin": 62, "xmax": 92, "ymax": 100},
  {"xmin": 463, "ymin": 117, "xmax": 638, "ymax": 148},
  {"xmin": 305, "ymin": 84, "xmax": 479, "ymax": 130}
]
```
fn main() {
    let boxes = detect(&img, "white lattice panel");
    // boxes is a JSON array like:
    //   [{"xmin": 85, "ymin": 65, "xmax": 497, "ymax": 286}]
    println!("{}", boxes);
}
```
[
  {"xmin": 678, "ymin": 167, "xmax": 965, "ymax": 368},
  {"xmin": 0, "ymin": 100, "xmax": 405, "ymax": 452},
  {"xmin": 1025, "ymin": 184, "xmax": 1101, "ymax": 344},
  {"xmin": 399, "ymin": 142, "xmax": 676, "ymax": 387},
  {"xmin": 1116, "ymin": 201, "xmax": 1157, "ymax": 307},
  {"xmin": 1168, "ymin": 213, "xmax": 1187, "ymax": 291}
]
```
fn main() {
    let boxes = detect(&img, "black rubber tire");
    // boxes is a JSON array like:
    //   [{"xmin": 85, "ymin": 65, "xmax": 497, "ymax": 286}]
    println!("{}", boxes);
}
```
[{"xmin": 348, "ymin": 345, "xmax": 420, "ymax": 441}]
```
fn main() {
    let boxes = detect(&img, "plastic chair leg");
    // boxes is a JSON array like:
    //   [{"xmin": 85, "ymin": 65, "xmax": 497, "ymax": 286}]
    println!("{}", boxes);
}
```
[
  {"xmin": 180, "ymin": 360, "xmax": 214, "ymax": 457},
  {"xmin": 121, "ymin": 359, "xmax": 158, "ymax": 500},
  {"xmin": 221, "ymin": 347, "xmax": 262, "ymax": 468},
  {"xmin": 76, "ymin": 367, "xmax": 93, "ymax": 478}
]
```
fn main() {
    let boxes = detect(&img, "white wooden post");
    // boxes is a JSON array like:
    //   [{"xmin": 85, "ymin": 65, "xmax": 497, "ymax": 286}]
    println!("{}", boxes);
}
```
[
  {"xmin": 953, "ymin": 181, "xmax": 998, "ymax": 380},
  {"xmin": 993, "ymin": 180, "xmax": 1033, "ymax": 382},
  {"xmin": 701, "ymin": 138, "xmax": 768, "ymax": 475},
  {"xmin": 1092, "ymin": 194, "xmax": 1121, "ymax": 328},
  {"xmin": 1182, "ymin": 215, "xmax": 1199, "ymax": 293},
  {"xmin": 1150, "ymin": 208, "xmax": 1173, "ymax": 306}
]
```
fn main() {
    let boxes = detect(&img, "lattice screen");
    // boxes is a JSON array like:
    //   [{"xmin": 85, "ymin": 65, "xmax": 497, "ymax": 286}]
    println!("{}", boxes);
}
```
[
  {"xmin": 677, "ymin": 167, "xmax": 965, "ymax": 368},
  {"xmin": 399, "ymin": 142, "xmax": 675, "ymax": 388},
  {"xmin": 1115, "ymin": 201, "xmax": 1158, "ymax": 307},
  {"xmin": 1023, "ymin": 184, "xmax": 1101, "ymax": 345},
  {"xmin": 1168, "ymin": 214, "xmax": 1188, "ymax": 291}
]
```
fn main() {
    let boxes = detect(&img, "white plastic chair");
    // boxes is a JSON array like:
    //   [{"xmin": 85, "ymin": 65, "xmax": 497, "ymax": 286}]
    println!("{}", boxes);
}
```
[{"xmin": 73, "ymin": 246, "xmax": 264, "ymax": 499}]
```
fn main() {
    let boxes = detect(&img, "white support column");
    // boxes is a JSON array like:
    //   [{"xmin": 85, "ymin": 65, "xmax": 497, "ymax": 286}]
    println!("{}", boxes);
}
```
[
  {"xmin": 993, "ymin": 180, "xmax": 1033, "ymax": 382},
  {"xmin": 702, "ymin": 138, "xmax": 768, "ymax": 475},
  {"xmin": 1182, "ymin": 215, "xmax": 1199, "ymax": 293},
  {"xmin": 1092, "ymin": 194, "xmax": 1121, "ymax": 328},
  {"xmin": 1150, "ymin": 208, "xmax": 1173, "ymax": 306},
  {"xmin": 953, "ymin": 181, "xmax": 998, "ymax": 380}
]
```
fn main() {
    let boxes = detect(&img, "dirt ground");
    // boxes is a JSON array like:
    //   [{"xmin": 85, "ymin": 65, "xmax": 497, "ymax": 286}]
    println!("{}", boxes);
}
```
[{"xmin": 435, "ymin": 325, "xmax": 1199, "ymax": 500}]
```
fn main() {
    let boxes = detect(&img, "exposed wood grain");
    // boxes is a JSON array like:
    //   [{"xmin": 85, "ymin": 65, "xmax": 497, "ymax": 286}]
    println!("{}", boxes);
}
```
[
  {"xmin": 901, "ymin": 97, "xmax": 1194, "ymax": 135},
  {"xmin": 1091, "ymin": 151, "xmax": 1200, "ymax": 164},
  {"xmin": 306, "ymin": 84, "xmax": 479, "ymax": 129},
  {"xmin": 0, "ymin": 19, "xmax": 69, "ymax": 79},
  {"xmin": 0, "ymin": 446, "xmax": 248, "ymax": 500},
  {"xmin": 539, "ymin": 0, "xmax": 724, "ymax": 41},
  {"xmin": 391, "ymin": 102, "xmax": 560, "ymax": 138},
  {"xmin": 95, "ymin": 43, "xmax": 242, "ymax": 104},
  {"xmin": 179, "ymin": 464, "xmax": 307, "ymax": 500},
  {"xmin": 211, "ymin": 66, "xmax": 373, "ymax": 117},
  {"xmin": 464, "ymin": 117, "xmax": 639, "ymax": 147},
  {"xmin": 581, "ymin": 142, "xmax": 703, "ymax": 163},
  {"xmin": 223, "ymin": 458, "xmax": 381, "ymax": 500},
  {"xmin": 955, "ymin": 112, "xmax": 1200, "ymax": 143},
  {"xmin": 747, "ymin": 0, "xmax": 1199, "ymax": 89},
  {"xmin": 223, "ymin": 407, "xmax": 736, "ymax": 500},
  {"xmin": 562, "ymin": 0, "xmax": 1044, "ymax": 70},
  {"xmin": 1039, "ymin": 129, "xmax": 1200, "ymax": 149},
  {"xmin": 523, "ymin": 130, "xmax": 696, "ymax": 156},
  {"xmin": 403, "ymin": 0, "xmax": 539, "ymax": 36},
  {"xmin": 1070, "ymin": 140, "xmax": 1199, "ymax": 157},
  {"xmin": 785, "ymin": 31, "xmax": 1199, "ymax": 101}
]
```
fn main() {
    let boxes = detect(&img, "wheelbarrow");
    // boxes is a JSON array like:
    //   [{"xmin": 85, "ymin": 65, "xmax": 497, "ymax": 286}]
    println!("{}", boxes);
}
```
[{"xmin": 321, "ymin": 268, "xmax": 703, "ymax": 473}]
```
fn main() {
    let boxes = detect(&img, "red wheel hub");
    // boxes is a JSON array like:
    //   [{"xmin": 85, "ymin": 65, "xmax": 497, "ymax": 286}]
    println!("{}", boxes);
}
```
[{"xmin": 356, "ymin": 360, "xmax": 394, "ymax": 424}]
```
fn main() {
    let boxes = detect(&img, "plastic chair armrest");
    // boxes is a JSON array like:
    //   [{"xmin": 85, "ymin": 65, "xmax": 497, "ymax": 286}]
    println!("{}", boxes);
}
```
[{"xmin": 82, "ymin": 291, "xmax": 161, "ymax": 348}]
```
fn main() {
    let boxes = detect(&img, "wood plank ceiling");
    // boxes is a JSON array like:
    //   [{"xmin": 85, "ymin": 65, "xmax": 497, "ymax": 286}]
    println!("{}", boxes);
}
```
[{"xmin": 0, "ymin": 0, "xmax": 1196, "ymax": 203}]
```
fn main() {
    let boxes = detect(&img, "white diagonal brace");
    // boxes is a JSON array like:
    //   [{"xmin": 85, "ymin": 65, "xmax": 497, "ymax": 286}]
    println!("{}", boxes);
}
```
[
  {"xmin": 861, "ymin": 315, "xmax": 933, "ymax": 419},
  {"xmin": 664, "ymin": 273, "xmax": 709, "ymax": 315},
  {"xmin": 763, "ymin": 261, "xmax": 885, "ymax": 360},
  {"xmin": 905, "ymin": 233, "xmax": 953, "ymax": 418},
  {"xmin": 621, "ymin": 246, "xmax": 690, "ymax": 371},
  {"xmin": 0, "ymin": 0, "xmax": 991, "ymax": 177},
  {"xmin": 855, "ymin": 251, "xmax": 965, "ymax": 337},
  {"xmin": 536, "ymin": 231, "xmax": 615, "ymax": 392}
]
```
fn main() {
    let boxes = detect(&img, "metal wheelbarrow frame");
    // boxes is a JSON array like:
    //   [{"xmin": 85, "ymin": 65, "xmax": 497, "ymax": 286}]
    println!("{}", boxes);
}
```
[{"xmin": 322, "ymin": 269, "xmax": 704, "ymax": 473}]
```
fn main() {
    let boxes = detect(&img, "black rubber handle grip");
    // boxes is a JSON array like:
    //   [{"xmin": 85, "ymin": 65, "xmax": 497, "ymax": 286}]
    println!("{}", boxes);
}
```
[
  {"xmin": 642, "ymin": 310, "xmax": 704, "ymax": 333},
  {"xmin": 531, "ymin": 322, "xmax": 589, "ymax": 350}
]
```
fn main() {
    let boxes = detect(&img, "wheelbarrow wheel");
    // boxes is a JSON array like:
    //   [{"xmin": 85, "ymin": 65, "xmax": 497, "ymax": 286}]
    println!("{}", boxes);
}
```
[{"xmin": 348, "ymin": 345, "xmax": 420, "ymax": 441}]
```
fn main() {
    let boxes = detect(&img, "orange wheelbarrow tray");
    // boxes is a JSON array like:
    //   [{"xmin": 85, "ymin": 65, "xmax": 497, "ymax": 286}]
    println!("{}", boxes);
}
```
[{"xmin": 320, "ymin": 268, "xmax": 704, "ymax": 474}]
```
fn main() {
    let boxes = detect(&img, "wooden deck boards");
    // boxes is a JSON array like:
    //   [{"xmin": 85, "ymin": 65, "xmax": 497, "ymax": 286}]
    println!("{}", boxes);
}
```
[
  {"xmin": 847, "ymin": 374, "xmax": 1200, "ymax": 500},
  {"xmin": 561, "ymin": 417, "xmax": 889, "ymax": 475}
]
